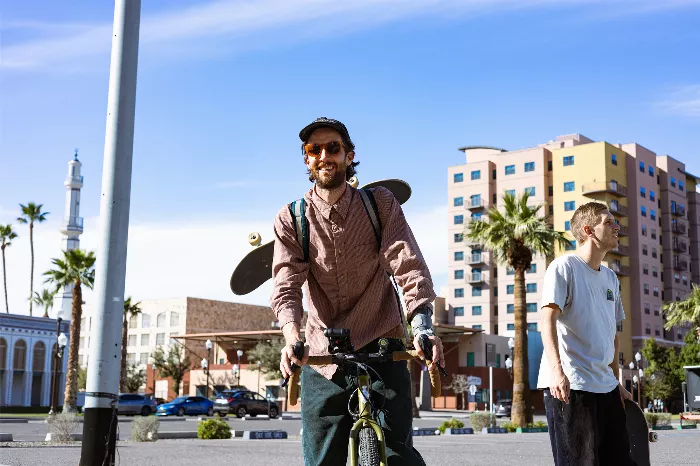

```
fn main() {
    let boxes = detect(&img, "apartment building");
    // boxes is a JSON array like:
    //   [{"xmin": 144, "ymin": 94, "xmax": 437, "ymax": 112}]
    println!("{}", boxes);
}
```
[{"xmin": 447, "ymin": 134, "xmax": 699, "ymax": 365}]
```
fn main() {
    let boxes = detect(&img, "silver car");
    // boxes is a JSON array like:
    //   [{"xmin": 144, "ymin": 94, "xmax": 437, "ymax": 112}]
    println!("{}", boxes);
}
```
[{"xmin": 116, "ymin": 393, "xmax": 158, "ymax": 416}]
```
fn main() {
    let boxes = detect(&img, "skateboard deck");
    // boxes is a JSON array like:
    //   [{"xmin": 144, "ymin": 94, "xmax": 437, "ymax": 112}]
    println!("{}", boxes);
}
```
[
  {"xmin": 625, "ymin": 399, "xmax": 657, "ymax": 466},
  {"xmin": 230, "ymin": 179, "xmax": 411, "ymax": 296}
]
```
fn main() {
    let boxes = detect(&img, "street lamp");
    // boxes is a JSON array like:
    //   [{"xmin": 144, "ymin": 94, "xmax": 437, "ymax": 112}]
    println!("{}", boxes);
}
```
[
  {"xmin": 257, "ymin": 361, "xmax": 262, "ymax": 394},
  {"xmin": 205, "ymin": 340, "xmax": 212, "ymax": 399},
  {"xmin": 49, "ymin": 309, "xmax": 66, "ymax": 415},
  {"xmin": 232, "ymin": 364, "xmax": 239, "ymax": 387},
  {"xmin": 201, "ymin": 358, "xmax": 209, "ymax": 399},
  {"xmin": 635, "ymin": 352, "xmax": 643, "ymax": 405},
  {"xmin": 505, "ymin": 357, "xmax": 513, "ymax": 376},
  {"xmin": 236, "ymin": 349, "xmax": 243, "ymax": 386}
]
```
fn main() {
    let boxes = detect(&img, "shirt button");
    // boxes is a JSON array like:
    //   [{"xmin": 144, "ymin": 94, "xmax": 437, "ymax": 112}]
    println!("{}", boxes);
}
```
[{"xmin": 332, "ymin": 225, "xmax": 339, "ymax": 233}]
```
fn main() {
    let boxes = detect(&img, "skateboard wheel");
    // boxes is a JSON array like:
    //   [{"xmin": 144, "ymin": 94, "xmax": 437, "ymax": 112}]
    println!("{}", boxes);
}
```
[
  {"xmin": 649, "ymin": 431, "xmax": 658, "ymax": 442},
  {"xmin": 348, "ymin": 176, "xmax": 359, "ymax": 188},
  {"xmin": 248, "ymin": 232, "xmax": 262, "ymax": 247}
]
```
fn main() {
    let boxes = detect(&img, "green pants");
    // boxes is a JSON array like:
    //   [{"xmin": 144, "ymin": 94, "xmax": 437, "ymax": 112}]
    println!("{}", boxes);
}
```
[{"xmin": 300, "ymin": 354, "xmax": 426, "ymax": 466}]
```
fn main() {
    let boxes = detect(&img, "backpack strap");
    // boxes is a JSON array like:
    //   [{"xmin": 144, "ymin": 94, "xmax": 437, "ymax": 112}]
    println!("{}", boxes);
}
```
[
  {"xmin": 288, "ymin": 198, "xmax": 309, "ymax": 262},
  {"xmin": 357, "ymin": 188, "xmax": 381, "ymax": 250}
]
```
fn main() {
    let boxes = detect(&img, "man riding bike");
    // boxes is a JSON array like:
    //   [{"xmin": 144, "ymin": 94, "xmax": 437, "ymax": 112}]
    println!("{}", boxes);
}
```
[{"xmin": 271, "ymin": 117, "xmax": 444, "ymax": 465}]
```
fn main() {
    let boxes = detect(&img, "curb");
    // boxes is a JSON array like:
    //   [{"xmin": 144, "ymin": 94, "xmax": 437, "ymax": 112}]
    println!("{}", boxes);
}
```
[
  {"xmin": 481, "ymin": 427, "xmax": 508, "ymax": 434},
  {"xmin": 0, "ymin": 433, "xmax": 13, "ymax": 442},
  {"xmin": 0, "ymin": 419, "xmax": 28, "ymax": 424},
  {"xmin": 241, "ymin": 430, "xmax": 288, "ymax": 440},
  {"xmin": 45, "ymin": 432, "xmax": 120, "ymax": 441},
  {"xmin": 516, "ymin": 427, "xmax": 549, "ymax": 433},
  {"xmin": 158, "ymin": 431, "xmax": 199, "ymax": 439},
  {"xmin": 412, "ymin": 427, "xmax": 439, "ymax": 436},
  {"xmin": 444, "ymin": 428, "xmax": 474, "ymax": 435}
]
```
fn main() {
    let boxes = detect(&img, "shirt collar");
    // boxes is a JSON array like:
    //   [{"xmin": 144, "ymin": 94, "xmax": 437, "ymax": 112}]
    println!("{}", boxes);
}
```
[{"xmin": 307, "ymin": 184, "xmax": 355, "ymax": 220}]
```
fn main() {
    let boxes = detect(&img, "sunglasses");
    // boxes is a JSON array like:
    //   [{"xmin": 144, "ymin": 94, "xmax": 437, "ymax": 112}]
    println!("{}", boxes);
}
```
[{"xmin": 303, "ymin": 141, "xmax": 343, "ymax": 158}]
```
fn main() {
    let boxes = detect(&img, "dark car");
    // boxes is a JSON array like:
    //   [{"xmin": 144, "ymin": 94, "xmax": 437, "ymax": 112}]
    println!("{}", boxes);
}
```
[
  {"xmin": 495, "ymin": 400, "xmax": 512, "ymax": 418},
  {"xmin": 156, "ymin": 396, "xmax": 214, "ymax": 417},
  {"xmin": 214, "ymin": 390, "xmax": 279, "ymax": 418},
  {"xmin": 116, "ymin": 393, "xmax": 158, "ymax": 416}
]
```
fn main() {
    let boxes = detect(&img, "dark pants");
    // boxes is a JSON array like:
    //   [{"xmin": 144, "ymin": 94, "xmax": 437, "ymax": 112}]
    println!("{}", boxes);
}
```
[
  {"xmin": 544, "ymin": 387, "xmax": 636, "ymax": 466},
  {"xmin": 300, "ymin": 341, "xmax": 425, "ymax": 466}
]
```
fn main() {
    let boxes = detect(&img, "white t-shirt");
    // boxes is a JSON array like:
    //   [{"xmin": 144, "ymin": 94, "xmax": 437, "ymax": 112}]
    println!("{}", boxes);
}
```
[{"xmin": 536, "ymin": 254, "xmax": 625, "ymax": 393}]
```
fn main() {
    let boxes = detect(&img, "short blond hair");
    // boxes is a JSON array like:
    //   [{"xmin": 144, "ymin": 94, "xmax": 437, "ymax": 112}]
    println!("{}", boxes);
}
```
[{"xmin": 570, "ymin": 202, "xmax": 609, "ymax": 244}]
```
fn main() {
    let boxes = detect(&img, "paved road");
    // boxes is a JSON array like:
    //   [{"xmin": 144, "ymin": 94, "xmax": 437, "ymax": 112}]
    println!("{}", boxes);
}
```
[{"xmin": 1, "ymin": 430, "xmax": 699, "ymax": 465}]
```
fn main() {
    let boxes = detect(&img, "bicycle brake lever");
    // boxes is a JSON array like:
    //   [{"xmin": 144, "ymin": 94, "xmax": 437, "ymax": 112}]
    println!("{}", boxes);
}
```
[
  {"xmin": 418, "ymin": 334, "xmax": 448, "ymax": 377},
  {"xmin": 281, "ymin": 341, "xmax": 305, "ymax": 388}
]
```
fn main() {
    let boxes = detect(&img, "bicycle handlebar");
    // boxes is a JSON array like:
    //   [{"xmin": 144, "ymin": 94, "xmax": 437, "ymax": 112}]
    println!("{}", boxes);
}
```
[{"xmin": 287, "ymin": 350, "xmax": 441, "ymax": 406}]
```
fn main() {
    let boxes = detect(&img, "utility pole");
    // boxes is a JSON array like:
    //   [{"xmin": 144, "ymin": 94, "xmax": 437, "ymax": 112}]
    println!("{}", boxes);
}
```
[{"xmin": 80, "ymin": 1, "xmax": 141, "ymax": 464}]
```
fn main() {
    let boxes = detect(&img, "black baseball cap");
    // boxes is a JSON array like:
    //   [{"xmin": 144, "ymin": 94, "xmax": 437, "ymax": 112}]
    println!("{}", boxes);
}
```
[{"xmin": 299, "ymin": 117, "xmax": 354, "ymax": 150}]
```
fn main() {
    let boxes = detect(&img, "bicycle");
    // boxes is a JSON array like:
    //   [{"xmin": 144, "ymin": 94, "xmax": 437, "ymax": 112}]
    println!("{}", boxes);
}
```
[{"xmin": 286, "ymin": 328, "xmax": 442, "ymax": 466}]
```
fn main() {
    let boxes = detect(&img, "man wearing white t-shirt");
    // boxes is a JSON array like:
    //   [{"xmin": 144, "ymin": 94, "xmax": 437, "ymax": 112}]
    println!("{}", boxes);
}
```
[{"xmin": 538, "ymin": 202, "xmax": 635, "ymax": 465}]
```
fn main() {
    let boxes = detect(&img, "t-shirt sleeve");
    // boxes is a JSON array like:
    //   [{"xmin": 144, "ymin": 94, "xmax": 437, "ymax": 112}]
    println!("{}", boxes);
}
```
[
  {"xmin": 541, "ymin": 259, "xmax": 570, "ymax": 313},
  {"xmin": 614, "ymin": 275, "xmax": 626, "ymax": 323}
]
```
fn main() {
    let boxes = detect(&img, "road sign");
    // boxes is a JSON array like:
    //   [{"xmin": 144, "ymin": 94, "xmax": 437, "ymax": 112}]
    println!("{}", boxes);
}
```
[
  {"xmin": 467, "ymin": 376, "xmax": 482, "ymax": 386},
  {"xmin": 469, "ymin": 385, "xmax": 477, "ymax": 396},
  {"xmin": 486, "ymin": 343, "xmax": 498, "ymax": 368}
]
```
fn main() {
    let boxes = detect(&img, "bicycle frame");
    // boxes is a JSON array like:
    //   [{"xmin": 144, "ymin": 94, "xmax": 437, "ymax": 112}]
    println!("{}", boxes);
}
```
[{"xmin": 349, "ymin": 372, "xmax": 388, "ymax": 466}]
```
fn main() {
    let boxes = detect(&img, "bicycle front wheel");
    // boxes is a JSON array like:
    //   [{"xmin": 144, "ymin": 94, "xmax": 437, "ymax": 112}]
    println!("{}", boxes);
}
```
[{"xmin": 358, "ymin": 427, "xmax": 381, "ymax": 466}]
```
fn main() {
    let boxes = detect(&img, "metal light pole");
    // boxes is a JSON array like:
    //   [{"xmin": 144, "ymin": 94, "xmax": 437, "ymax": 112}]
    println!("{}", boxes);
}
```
[
  {"xmin": 233, "ymin": 365, "xmax": 239, "ymax": 387},
  {"xmin": 635, "ymin": 352, "xmax": 643, "ymax": 405},
  {"xmin": 201, "ymin": 358, "xmax": 209, "ymax": 399},
  {"xmin": 205, "ymin": 339, "xmax": 212, "ymax": 399},
  {"xmin": 257, "ymin": 361, "xmax": 262, "ymax": 394},
  {"xmin": 236, "ymin": 350, "xmax": 243, "ymax": 386},
  {"xmin": 49, "ymin": 331, "xmax": 68, "ymax": 415},
  {"xmin": 48, "ymin": 309, "xmax": 65, "ymax": 415},
  {"xmin": 80, "ymin": 1, "xmax": 141, "ymax": 464}
]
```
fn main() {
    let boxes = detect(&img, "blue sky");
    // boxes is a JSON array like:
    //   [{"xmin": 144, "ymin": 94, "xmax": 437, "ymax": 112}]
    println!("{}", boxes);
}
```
[{"xmin": 2, "ymin": 0, "xmax": 700, "ymax": 316}]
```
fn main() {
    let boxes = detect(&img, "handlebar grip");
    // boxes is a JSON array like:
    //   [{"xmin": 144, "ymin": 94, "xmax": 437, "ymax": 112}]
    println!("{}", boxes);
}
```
[
  {"xmin": 288, "ymin": 368, "xmax": 301, "ymax": 406},
  {"xmin": 306, "ymin": 355, "xmax": 333, "ymax": 365}
]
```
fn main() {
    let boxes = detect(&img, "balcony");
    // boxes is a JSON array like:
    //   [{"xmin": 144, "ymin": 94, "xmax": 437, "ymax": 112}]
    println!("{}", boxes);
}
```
[
  {"xmin": 673, "ymin": 259, "xmax": 688, "ymax": 271},
  {"xmin": 467, "ymin": 198, "xmax": 487, "ymax": 211},
  {"xmin": 672, "ymin": 239, "xmax": 688, "ymax": 253},
  {"xmin": 671, "ymin": 206, "xmax": 686, "ymax": 217},
  {"xmin": 467, "ymin": 253, "xmax": 486, "ymax": 265},
  {"xmin": 608, "ymin": 203, "xmax": 628, "ymax": 217},
  {"xmin": 671, "ymin": 223, "xmax": 687, "ymax": 235},
  {"xmin": 582, "ymin": 181, "xmax": 627, "ymax": 197},
  {"xmin": 467, "ymin": 272, "xmax": 487, "ymax": 284},
  {"xmin": 608, "ymin": 244, "xmax": 629, "ymax": 256},
  {"xmin": 60, "ymin": 216, "xmax": 84, "ymax": 234},
  {"xmin": 64, "ymin": 175, "xmax": 84, "ymax": 186},
  {"xmin": 617, "ymin": 224, "xmax": 629, "ymax": 237},
  {"xmin": 609, "ymin": 262, "xmax": 630, "ymax": 276}
]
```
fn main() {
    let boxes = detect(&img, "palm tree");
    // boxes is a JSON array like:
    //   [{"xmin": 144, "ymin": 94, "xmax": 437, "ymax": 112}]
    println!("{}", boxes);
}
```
[
  {"xmin": 17, "ymin": 203, "xmax": 50, "ymax": 316},
  {"xmin": 1, "ymin": 225, "xmax": 19, "ymax": 314},
  {"xmin": 32, "ymin": 288, "xmax": 56, "ymax": 318},
  {"xmin": 120, "ymin": 297, "xmax": 142, "ymax": 392},
  {"xmin": 663, "ymin": 284, "xmax": 700, "ymax": 336},
  {"xmin": 465, "ymin": 191, "xmax": 570, "ymax": 427},
  {"xmin": 44, "ymin": 249, "xmax": 96, "ymax": 412}
]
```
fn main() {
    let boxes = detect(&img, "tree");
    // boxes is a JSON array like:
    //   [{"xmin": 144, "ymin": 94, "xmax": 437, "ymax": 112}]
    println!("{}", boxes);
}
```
[
  {"xmin": 448, "ymin": 374, "xmax": 470, "ymax": 410},
  {"xmin": 643, "ymin": 371, "xmax": 674, "ymax": 407},
  {"xmin": 124, "ymin": 363, "xmax": 146, "ymax": 393},
  {"xmin": 78, "ymin": 366, "xmax": 88, "ymax": 391},
  {"xmin": 43, "ymin": 249, "xmax": 96, "ymax": 412},
  {"xmin": 152, "ymin": 344, "xmax": 194, "ymax": 397},
  {"xmin": 465, "ymin": 191, "xmax": 570, "ymax": 427},
  {"xmin": 17, "ymin": 203, "xmax": 49, "ymax": 316},
  {"xmin": 663, "ymin": 284, "xmax": 700, "ymax": 333},
  {"xmin": 0, "ymin": 224, "xmax": 18, "ymax": 314},
  {"xmin": 32, "ymin": 288, "xmax": 56, "ymax": 319},
  {"xmin": 120, "ymin": 297, "xmax": 142, "ymax": 391},
  {"xmin": 247, "ymin": 338, "xmax": 285, "ymax": 381}
]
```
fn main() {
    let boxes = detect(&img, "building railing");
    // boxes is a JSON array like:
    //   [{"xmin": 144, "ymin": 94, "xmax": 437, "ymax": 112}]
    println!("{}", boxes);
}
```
[
  {"xmin": 608, "ymin": 203, "xmax": 628, "ymax": 216},
  {"xmin": 467, "ymin": 272, "xmax": 487, "ymax": 284},
  {"xmin": 608, "ymin": 244, "xmax": 629, "ymax": 256},
  {"xmin": 63, "ymin": 216, "xmax": 84, "ymax": 230},
  {"xmin": 467, "ymin": 198, "xmax": 486, "ymax": 210},
  {"xmin": 609, "ymin": 262, "xmax": 630, "ymax": 276},
  {"xmin": 581, "ymin": 181, "xmax": 628, "ymax": 197}
]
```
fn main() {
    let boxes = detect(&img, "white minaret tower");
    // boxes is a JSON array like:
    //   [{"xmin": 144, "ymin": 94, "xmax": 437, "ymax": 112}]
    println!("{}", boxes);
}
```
[{"xmin": 58, "ymin": 149, "xmax": 84, "ymax": 318}]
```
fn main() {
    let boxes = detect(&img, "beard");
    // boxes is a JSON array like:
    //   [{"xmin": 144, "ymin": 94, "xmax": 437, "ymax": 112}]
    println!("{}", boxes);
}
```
[{"xmin": 311, "ymin": 160, "xmax": 347, "ymax": 190}]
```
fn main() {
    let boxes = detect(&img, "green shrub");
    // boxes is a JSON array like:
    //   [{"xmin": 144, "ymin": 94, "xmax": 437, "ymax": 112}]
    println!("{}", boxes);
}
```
[
  {"xmin": 643, "ymin": 413, "xmax": 671, "ymax": 427},
  {"xmin": 470, "ymin": 412, "xmax": 496, "ymax": 431},
  {"xmin": 438, "ymin": 418, "xmax": 465, "ymax": 434},
  {"xmin": 131, "ymin": 416, "xmax": 160, "ymax": 442},
  {"xmin": 502, "ymin": 421, "xmax": 517, "ymax": 433},
  {"xmin": 48, "ymin": 412, "xmax": 79, "ymax": 443},
  {"xmin": 532, "ymin": 420, "xmax": 547, "ymax": 428},
  {"xmin": 197, "ymin": 418, "xmax": 231, "ymax": 440}
]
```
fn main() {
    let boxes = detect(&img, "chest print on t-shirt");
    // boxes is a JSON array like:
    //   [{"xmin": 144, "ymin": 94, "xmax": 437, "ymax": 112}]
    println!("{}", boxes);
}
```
[{"xmin": 606, "ymin": 289, "xmax": 614, "ymax": 301}]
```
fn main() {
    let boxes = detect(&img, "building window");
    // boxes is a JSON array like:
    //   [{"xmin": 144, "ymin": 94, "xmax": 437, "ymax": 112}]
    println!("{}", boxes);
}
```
[
  {"xmin": 643, "ymin": 264, "xmax": 648, "ymax": 275},
  {"xmin": 473, "ymin": 325, "xmax": 482, "ymax": 330},
  {"xmin": 454, "ymin": 197, "xmax": 464, "ymax": 207},
  {"xmin": 493, "ymin": 169, "xmax": 497, "ymax": 180},
  {"xmin": 526, "ymin": 283, "xmax": 537, "ymax": 293},
  {"xmin": 454, "ymin": 215, "xmax": 464, "ymax": 225},
  {"xmin": 644, "ymin": 303, "xmax": 650, "ymax": 314},
  {"xmin": 524, "ymin": 162, "xmax": 535, "ymax": 172},
  {"xmin": 640, "ymin": 187, "xmax": 646, "ymax": 198},
  {"xmin": 127, "ymin": 353, "xmax": 136, "ymax": 364},
  {"xmin": 139, "ymin": 353, "xmax": 149, "ymax": 365},
  {"xmin": 650, "ymin": 209, "xmax": 656, "ymax": 221},
  {"xmin": 641, "ymin": 225, "xmax": 647, "ymax": 236},
  {"xmin": 565, "ymin": 221, "xmax": 571, "ymax": 231},
  {"xmin": 470, "ymin": 170, "xmax": 481, "ymax": 180},
  {"xmin": 155, "ymin": 333, "xmax": 165, "ymax": 346},
  {"xmin": 507, "ymin": 285, "xmax": 514, "ymax": 294},
  {"xmin": 454, "ymin": 233, "xmax": 463, "ymax": 243},
  {"xmin": 641, "ymin": 206, "xmax": 647, "ymax": 217},
  {"xmin": 128, "ymin": 335, "xmax": 137, "ymax": 346},
  {"xmin": 128, "ymin": 315, "xmax": 138, "ymax": 329},
  {"xmin": 548, "ymin": 160, "xmax": 553, "ymax": 171},
  {"xmin": 642, "ymin": 245, "xmax": 648, "ymax": 255},
  {"xmin": 564, "ymin": 201, "xmax": 575, "ymax": 211},
  {"xmin": 455, "ymin": 269, "xmax": 464, "ymax": 280},
  {"xmin": 472, "ymin": 306, "xmax": 482, "ymax": 316},
  {"xmin": 639, "ymin": 161, "xmax": 645, "ymax": 172},
  {"xmin": 528, "ymin": 263, "xmax": 537, "ymax": 273},
  {"xmin": 645, "ymin": 324, "xmax": 651, "ymax": 335},
  {"xmin": 671, "ymin": 177, "xmax": 676, "ymax": 187},
  {"xmin": 493, "ymin": 287, "xmax": 498, "ymax": 297},
  {"xmin": 507, "ymin": 304, "xmax": 514, "ymax": 314},
  {"xmin": 650, "ymin": 229, "xmax": 657, "ymax": 240},
  {"xmin": 525, "ymin": 187, "xmax": 536, "ymax": 196},
  {"xmin": 675, "ymin": 273, "xmax": 680, "ymax": 283},
  {"xmin": 563, "ymin": 156, "xmax": 574, "ymax": 166},
  {"xmin": 506, "ymin": 189, "xmax": 516, "ymax": 197},
  {"xmin": 679, "ymin": 181, "xmax": 684, "ymax": 191},
  {"xmin": 644, "ymin": 284, "xmax": 649, "ymax": 295},
  {"xmin": 467, "ymin": 352, "xmax": 475, "ymax": 367},
  {"xmin": 528, "ymin": 323, "xmax": 538, "ymax": 331},
  {"xmin": 507, "ymin": 324, "xmax": 515, "ymax": 331},
  {"xmin": 651, "ymin": 247, "xmax": 657, "ymax": 258},
  {"xmin": 170, "ymin": 312, "xmax": 180, "ymax": 327},
  {"xmin": 565, "ymin": 240, "xmax": 577, "ymax": 251},
  {"xmin": 653, "ymin": 286, "xmax": 659, "ymax": 297},
  {"xmin": 140, "ymin": 334, "xmax": 149, "ymax": 346},
  {"xmin": 505, "ymin": 165, "xmax": 515, "ymax": 175},
  {"xmin": 157, "ymin": 313, "xmax": 166, "ymax": 327},
  {"xmin": 455, "ymin": 288, "xmax": 464, "ymax": 298},
  {"xmin": 654, "ymin": 306, "xmax": 660, "ymax": 316},
  {"xmin": 683, "ymin": 275, "xmax": 688, "ymax": 286},
  {"xmin": 549, "ymin": 186, "xmax": 554, "ymax": 196},
  {"xmin": 649, "ymin": 191, "xmax": 655, "ymax": 201},
  {"xmin": 649, "ymin": 166, "xmax": 654, "ymax": 177},
  {"xmin": 454, "ymin": 173, "xmax": 463, "ymax": 183},
  {"xmin": 506, "ymin": 267, "xmax": 514, "ymax": 275},
  {"xmin": 454, "ymin": 251, "xmax": 464, "ymax": 261},
  {"xmin": 652, "ymin": 266, "xmax": 658, "ymax": 277},
  {"xmin": 454, "ymin": 307, "xmax": 464, "ymax": 316},
  {"xmin": 611, "ymin": 154, "xmax": 618, "ymax": 165},
  {"xmin": 472, "ymin": 286, "xmax": 482, "ymax": 297},
  {"xmin": 655, "ymin": 327, "xmax": 661, "ymax": 337},
  {"xmin": 563, "ymin": 181, "xmax": 575, "ymax": 192},
  {"xmin": 527, "ymin": 303, "xmax": 537, "ymax": 313},
  {"xmin": 142, "ymin": 314, "xmax": 150, "ymax": 328}
]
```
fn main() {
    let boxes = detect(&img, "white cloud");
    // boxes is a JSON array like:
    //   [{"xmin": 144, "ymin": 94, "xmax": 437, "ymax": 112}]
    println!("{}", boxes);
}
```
[
  {"xmin": 5, "ymin": 0, "xmax": 700, "ymax": 71},
  {"xmin": 2, "ymin": 204, "xmax": 447, "ymax": 318},
  {"xmin": 656, "ymin": 85, "xmax": 700, "ymax": 117}
]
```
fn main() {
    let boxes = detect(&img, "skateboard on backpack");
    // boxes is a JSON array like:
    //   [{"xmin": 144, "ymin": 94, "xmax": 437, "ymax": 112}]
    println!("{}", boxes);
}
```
[
  {"xmin": 229, "ymin": 177, "xmax": 412, "ymax": 296},
  {"xmin": 625, "ymin": 398, "xmax": 657, "ymax": 466}
]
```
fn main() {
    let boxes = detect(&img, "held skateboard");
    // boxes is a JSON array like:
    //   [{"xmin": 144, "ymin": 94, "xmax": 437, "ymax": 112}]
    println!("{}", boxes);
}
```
[
  {"xmin": 625, "ymin": 399, "xmax": 657, "ymax": 466},
  {"xmin": 229, "ymin": 177, "xmax": 412, "ymax": 296}
]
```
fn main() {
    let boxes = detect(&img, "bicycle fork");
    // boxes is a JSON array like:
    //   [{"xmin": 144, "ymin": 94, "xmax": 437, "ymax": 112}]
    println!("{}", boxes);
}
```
[{"xmin": 349, "ymin": 373, "xmax": 388, "ymax": 466}]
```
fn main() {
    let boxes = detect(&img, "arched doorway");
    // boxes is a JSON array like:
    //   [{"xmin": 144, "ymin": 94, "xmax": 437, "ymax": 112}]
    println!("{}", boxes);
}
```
[
  {"xmin": 0, "ymin": 338, "xmax": 7, "ymax": 406},
  {"xmin": 31, "ymin": 342, "xmax": 46, "ymax": 406},
  {"xmin": 12, "ymin": 340, "xmax": 27, "ymax": 405}
]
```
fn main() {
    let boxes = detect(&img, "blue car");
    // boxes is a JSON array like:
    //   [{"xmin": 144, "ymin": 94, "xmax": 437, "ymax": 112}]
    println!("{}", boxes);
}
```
[{"xmin": 155, "ymin": 396, "xmax": 214, "ymax": 417}]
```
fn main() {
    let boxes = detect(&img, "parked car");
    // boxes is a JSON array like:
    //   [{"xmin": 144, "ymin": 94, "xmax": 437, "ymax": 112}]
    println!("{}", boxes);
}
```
[
  {"xmin": 116, "ymin": 393, "xmax": 158, "ymax": 416},
  {"xmin": 214, "ymin": 390, "xmax": 279, "ymax": 418},
  {"xmin": 215, "ymin": 386, "xmax": 248, "ymax": 400},
  {"xmin": 156, "ymin": 396, "xmax": 214, "ymax": 417},
  {"xmin": 495, "ymin": 400, "xmax": 512, "ymax": 418}
]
